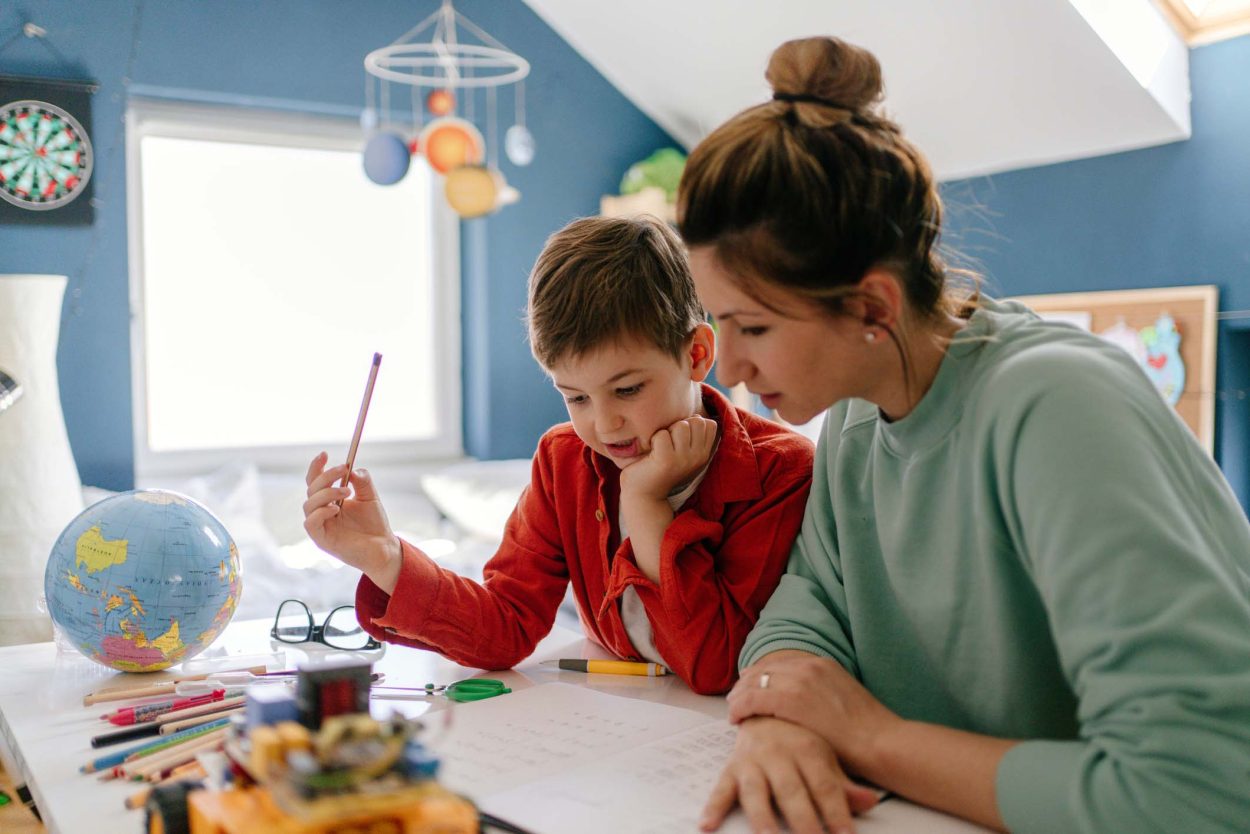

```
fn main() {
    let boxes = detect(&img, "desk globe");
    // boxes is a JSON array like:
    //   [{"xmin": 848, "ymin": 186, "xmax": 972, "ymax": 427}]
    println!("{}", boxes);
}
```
[{"xmin": 43, "ymin": 490, "xmax": 241, "ymax": 672}]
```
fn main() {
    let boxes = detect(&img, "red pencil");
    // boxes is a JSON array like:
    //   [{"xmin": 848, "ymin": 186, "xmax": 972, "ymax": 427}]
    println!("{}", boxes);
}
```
[{"xmin": 104, "ymin": 690, "xmax": 225, "ymax": 726}]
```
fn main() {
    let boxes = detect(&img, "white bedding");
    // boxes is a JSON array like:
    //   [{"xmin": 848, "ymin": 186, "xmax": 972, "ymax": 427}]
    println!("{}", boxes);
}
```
[
  {"xmin": 72, "ymin": 455, "xmax": 589, "ymax": 645},
  {"xmin": 107, "ymin": 458, "xmax": 532, "ymax": 623}
]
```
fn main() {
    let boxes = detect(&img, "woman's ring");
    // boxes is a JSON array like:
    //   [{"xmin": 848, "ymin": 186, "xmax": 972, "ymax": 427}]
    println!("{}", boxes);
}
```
[{"xmin": 759, "ymin": 673, "xmax": 771, "ymax": 689}]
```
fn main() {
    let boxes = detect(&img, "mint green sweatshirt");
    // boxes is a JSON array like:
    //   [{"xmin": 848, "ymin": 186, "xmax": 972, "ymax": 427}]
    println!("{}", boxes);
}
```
[{"xmin": 740, "ymin": 298, "xmax": 1250, "ymax": 833}]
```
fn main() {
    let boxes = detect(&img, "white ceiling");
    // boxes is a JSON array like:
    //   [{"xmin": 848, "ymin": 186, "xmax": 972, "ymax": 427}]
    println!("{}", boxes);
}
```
[{"xmin": 521, "ymin": 0, "xmax": 1191, "ymax": 181}]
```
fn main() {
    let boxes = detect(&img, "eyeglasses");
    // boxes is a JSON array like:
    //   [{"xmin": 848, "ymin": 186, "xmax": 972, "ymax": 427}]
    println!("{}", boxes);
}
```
[{"xmin": 270, "ymin": 599, "xmax": 381, "ymax": 651}]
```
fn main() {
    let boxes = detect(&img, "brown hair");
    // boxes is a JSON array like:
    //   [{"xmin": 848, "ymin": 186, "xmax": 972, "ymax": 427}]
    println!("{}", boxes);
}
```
[
  {"xmin": 527, "ymin": 215, "xmax": 705, "ymax": 370},
  {"xmin": 677, "ymin": 36, "xmax": 971, "ymax": 327}
]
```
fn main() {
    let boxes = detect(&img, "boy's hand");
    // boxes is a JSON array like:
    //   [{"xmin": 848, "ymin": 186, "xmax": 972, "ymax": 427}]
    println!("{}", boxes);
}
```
[
  {"xmin": 303, "ymin": 452, "xmax": 402, "ymax": 590},
  {"xmin": 620, "ymin": 415, "xmax": 718, "ymax": 500}
]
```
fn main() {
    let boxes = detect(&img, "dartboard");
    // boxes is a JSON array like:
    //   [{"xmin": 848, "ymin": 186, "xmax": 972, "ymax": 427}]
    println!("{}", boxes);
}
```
[{"xmin": 0, "ymin": 99, "xmax": 94, "ymax": 211}]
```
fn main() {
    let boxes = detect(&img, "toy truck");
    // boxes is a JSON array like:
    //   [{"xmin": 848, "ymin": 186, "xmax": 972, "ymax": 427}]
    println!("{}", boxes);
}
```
[
  {"xmin": 145, "ymin": 662, "xmax": 480, "ymax": 834},
  {"xmin": 145, "ymin": 711, "xmax": 478, "ymax": 834}
]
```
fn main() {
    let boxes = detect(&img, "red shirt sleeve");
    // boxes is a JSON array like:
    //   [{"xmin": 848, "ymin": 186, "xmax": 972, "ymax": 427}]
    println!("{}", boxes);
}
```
[
  {"xmin": 604, "ymin": 451, "xmax": 813, "ymax": 695},
  {"xmin": 355, "ymin": 438, "xmax": 570, "ymax": 670}
]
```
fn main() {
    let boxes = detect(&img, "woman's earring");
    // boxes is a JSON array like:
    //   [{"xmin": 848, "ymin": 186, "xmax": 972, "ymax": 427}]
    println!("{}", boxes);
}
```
[{"xmin": 864, "ymin": 331, "xmax": 877, "ymax": 343}]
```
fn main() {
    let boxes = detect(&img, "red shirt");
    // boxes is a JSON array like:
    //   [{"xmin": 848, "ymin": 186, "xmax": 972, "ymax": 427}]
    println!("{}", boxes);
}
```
[{"xmin": 356, "ymin": 384, "xmax": 814, "ymax": 695}]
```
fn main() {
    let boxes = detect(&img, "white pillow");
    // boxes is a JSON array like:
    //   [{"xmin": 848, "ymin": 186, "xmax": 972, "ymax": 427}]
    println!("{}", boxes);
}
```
[{"xmin": 420, "ymin": 459, "xmax": 532, "ymax": 541}]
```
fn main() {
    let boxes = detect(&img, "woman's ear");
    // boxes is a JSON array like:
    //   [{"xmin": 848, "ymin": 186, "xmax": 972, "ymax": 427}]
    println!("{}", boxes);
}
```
[
  {"xmin": 688, "ymin": 322, "xmax": 716, "ymax": 382},
  {"xmin": 854, "ymin": 269, "xmax": 905, "ymax": 334}
]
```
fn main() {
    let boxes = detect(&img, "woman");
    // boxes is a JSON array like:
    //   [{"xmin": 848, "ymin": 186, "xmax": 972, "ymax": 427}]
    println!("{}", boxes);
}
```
[{"xmin": 680, "ymin": 36, "xmax": 1250, "ymax": 834}]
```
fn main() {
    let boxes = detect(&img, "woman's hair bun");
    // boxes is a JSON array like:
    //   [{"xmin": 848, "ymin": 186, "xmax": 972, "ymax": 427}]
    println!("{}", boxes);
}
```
[{"xmin": 766, "ymin": 37, "xmax": 883, "ymax": 112}]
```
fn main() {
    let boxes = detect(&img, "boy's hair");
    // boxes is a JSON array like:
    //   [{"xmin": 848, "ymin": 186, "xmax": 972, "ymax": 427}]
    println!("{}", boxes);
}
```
[{"xmin": 527, "ymin": 215, "xmax": 705, "ymax": 370}]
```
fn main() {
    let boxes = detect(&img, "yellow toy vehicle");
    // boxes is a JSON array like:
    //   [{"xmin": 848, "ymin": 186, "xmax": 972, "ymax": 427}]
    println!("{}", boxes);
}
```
[{"xmin": 145, "ymin": 709, "xmax": 478, "ymax": 834}]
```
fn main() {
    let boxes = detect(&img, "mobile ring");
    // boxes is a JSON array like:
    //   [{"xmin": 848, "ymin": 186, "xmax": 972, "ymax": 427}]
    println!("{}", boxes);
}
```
[{"xmin": 759, "ymin": 673, "xmax": 771, "ymax": 690}]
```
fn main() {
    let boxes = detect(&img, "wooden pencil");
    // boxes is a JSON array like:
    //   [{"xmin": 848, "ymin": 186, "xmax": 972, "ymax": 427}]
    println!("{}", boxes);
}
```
[
  {"xmin": 113, "ymin": 731, "xmax": 227, "ymax": 781},
  {"xmin": 160, "ymin": 706, "xmax": 243, "ymax": 735},
  {"xmin": 123, "ymin": 761, "xmax": 209, "ymax": 809},
  {"xmin": 156, "ymin": 695, "xmax": 246, "ymax": 726},
  {"xmin": 141, "ymin": 748, "xmax": 220, "ymax": 783},
  {"xmin": 337, "ymin": 352, "xmax": 382, "ymax": 502},
  {"xmin": 82, "ymin": 716, "xmax": 231, "ymax": 774},
  {"xmin": 124, "ymin": 726, "xmax": 227, "ymax": 764},
  {"xmin": 96, "ymin": 728, "xmax": 227, "ymax": 782},
  {"xmin": 129, "ymin": 736, "xmax": 224, "ymax": 781},
  {"xmin": 82, "ymin": 665, "xmax": 266, "ymax": 706}
]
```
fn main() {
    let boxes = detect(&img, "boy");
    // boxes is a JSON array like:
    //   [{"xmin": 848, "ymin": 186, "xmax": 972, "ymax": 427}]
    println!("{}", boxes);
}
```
[{"xmin": 302, "ymin": 216, "xmax": 813, "ymax": 695}]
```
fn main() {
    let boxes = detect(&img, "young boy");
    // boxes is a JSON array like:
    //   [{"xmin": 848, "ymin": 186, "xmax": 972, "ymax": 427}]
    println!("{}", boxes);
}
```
[{"xmin": 302, "ymin": 216, "xmax": 813, "ymax": 695}]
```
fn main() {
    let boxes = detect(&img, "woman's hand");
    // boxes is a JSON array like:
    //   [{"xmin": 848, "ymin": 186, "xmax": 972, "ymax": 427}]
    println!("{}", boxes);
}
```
[
  {"xmin": 728, "ymin": 651, "xmax": 899, "ymax": 776},
  {"xmin": 700, "ymin": 716, "xmax": 880, "ymax": 834},
  {"xmin": 303, "ymin": 452, "xmax": 401, "ymax": 590}
]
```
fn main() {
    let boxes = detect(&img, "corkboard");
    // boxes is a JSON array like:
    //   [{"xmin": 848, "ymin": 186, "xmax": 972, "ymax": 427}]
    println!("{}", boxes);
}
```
[{"xmin": 1012, "ymin": 286, "xmax": 1218, "ymax": 453}]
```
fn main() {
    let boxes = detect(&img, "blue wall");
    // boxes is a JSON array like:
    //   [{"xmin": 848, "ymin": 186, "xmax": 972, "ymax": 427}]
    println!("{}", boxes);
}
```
[
  {"xmin": 942, "ymin": 35, "xmax": 1250, "ymax": 508},
  {"xmin": 7, "ymin": 4, "xmax": 1246, "ymax": 502},
  {"xmin": 0, "ymin": 0, "xmax": 673, "ymax": 489}
]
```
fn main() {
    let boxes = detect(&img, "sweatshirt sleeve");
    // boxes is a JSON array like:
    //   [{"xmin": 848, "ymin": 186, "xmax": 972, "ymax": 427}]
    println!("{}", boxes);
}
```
[
  {"xmin": 355, "ymin": 438, "xmax": 570, "ymax": 670},
  {"xmin": 990, "ymin": 346, "xmax": 1250, "ymax": 834},
  {"xmin": 604, "ymin": 443, "xmax": 813, "ymax": 695},
  {"xmin": 737, "ymin": 410, "xmax": 861, "ymax": 678}
]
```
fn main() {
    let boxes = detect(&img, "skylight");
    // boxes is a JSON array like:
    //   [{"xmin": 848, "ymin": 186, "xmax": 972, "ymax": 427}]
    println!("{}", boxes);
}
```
[{"xmin": 1159, "ymin": 0, "xmax": 1250, "ymax": 42}]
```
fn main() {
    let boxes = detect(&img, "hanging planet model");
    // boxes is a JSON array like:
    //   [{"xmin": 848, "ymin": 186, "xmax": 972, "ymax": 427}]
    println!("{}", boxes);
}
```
[
  {"xmin": 426, "ymin": 89, "xmax": 456, "ymax": 117},
  {"xmin": 504, "ymin": 124, "xmax": 535, "ymax": 166},
  {"xmin": 362, "ymin": 131, "xmax": 412, "ymax": 185},
  {"xmin": 419, "ymin": 117, "xmax": 484, "ymax": 175}
]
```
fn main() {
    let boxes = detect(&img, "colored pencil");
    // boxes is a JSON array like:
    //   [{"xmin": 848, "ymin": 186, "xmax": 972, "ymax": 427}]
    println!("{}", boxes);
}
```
[
  {"xmin": 337, "ymin": 352, "xmax": 382, "ymax": 504},
  {"xmin": 91, "ymin": 721, "xmax": 162, "ymax": 749},
  {"xmin": 123, "ymin": 762, "xmax": 207, "ymax": 810},
  {"xmin": 82, "ymin": 665, "xmax": 266, "ymax": 706},
  {"xmin": 156, "ymin": 695, "xmax": 247, "ymax": 726},
  {"xmin": 104, "ymin": 690, "xmax": 225, "ymax": 725},
  {"xmin": 99, "ymin": 730, "xmax": 227, "ymax": 785},
  {"xmin": 80, "ymin": 717, "xmax": 230, "ymax": 773},
  {"xmin": 129, "ymin": 735, "xmax": 224, "ymax": 781},
  {"xmin": 160, "ymin": 706, "xmax": 243, "ymax": 735}
]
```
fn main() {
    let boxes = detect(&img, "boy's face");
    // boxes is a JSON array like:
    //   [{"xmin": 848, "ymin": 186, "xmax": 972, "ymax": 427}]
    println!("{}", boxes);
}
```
[{"xmin": 549, "ymin": 332, "xmax": 711, "ymax": 468}]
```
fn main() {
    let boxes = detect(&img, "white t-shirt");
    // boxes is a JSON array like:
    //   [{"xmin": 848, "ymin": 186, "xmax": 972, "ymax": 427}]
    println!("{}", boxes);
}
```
[{"xmin": 616, "ymin": 465, "xmax": 710, "ymax": 666}]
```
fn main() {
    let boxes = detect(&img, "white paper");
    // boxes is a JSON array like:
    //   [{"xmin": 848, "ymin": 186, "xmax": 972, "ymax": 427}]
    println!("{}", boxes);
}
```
[
  {"xmin": 484, "ymin": 719, "xmax": 743, "ymax": 834},
  {"xmin": 438, "ymin": 682, "xmax": 992, "ymax": 834},
  {"xmin": 436, "ymin": 682, "xmax": 714, "ymax": 798}
]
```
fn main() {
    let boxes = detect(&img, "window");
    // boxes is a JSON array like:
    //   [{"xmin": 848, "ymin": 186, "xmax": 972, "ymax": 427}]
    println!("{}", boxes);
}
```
[
  {"xmin": 126, "ymin": 100, "xmax": 459, "ymax": 480},
  {"xmin": 1156, "ymin": 0, "xmax": 1250, "ymax": 43}
]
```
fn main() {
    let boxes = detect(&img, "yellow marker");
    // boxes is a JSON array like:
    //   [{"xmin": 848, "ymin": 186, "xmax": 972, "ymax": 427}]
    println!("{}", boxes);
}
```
[{"xmin": 543, "ymin": 659, "xmax": 668, "ymax": 677}]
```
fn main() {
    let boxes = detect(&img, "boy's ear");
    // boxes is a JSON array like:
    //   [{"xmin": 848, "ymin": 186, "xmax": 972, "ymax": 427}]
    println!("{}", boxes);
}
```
[{"xmin": 688, "ymin": 323, "xmax": 716, "ymax": 382}]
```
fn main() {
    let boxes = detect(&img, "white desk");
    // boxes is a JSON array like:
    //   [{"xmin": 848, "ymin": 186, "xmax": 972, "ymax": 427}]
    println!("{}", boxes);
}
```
[{"xmin": 0, "ymin": 617, "xmax": 988, "ymax": 834}]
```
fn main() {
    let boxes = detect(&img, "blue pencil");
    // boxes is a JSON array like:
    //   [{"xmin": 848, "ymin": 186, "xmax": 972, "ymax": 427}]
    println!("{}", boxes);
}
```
[{"xmin": 79, "ymin": 716, "xmax": 230, "ymax": 773}]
